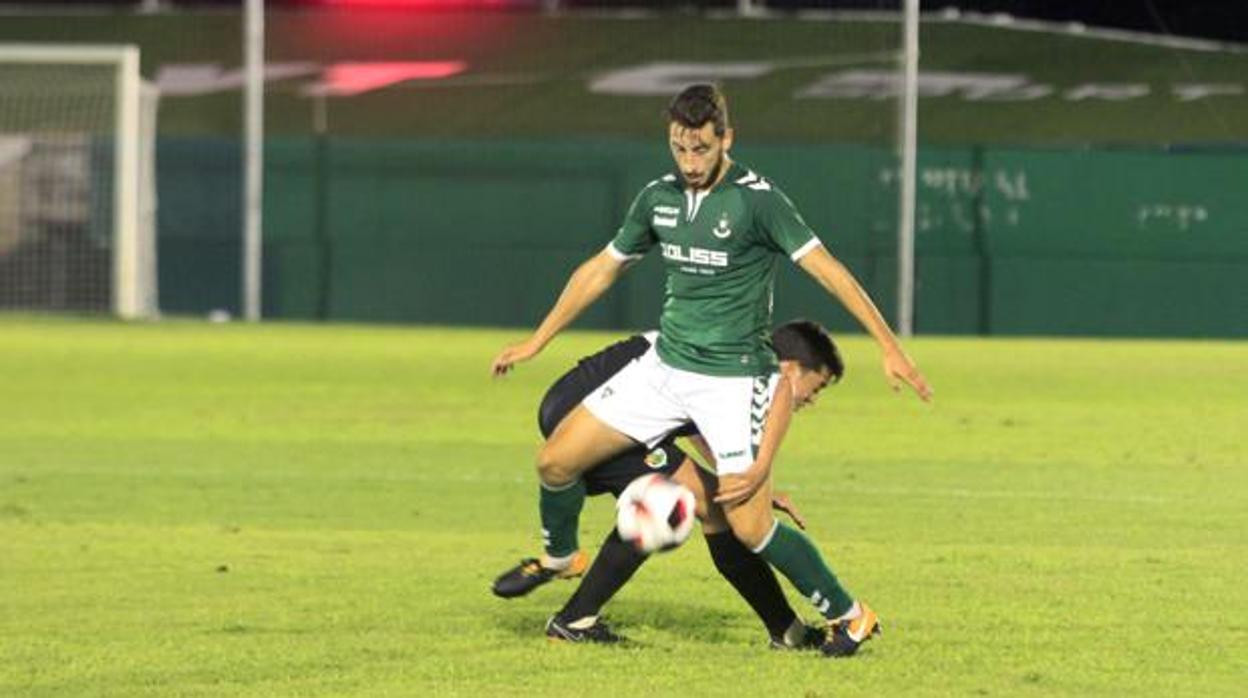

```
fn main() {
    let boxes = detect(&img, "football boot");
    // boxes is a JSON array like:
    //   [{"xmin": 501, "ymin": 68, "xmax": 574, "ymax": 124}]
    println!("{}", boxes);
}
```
[
  {"xmin": 491, "ymin": 551, "xmax": 589, "ymax": 598},
  {"xmin": 768, "ymin": 622, "xmax": 827, "ymax": 651},
  {"xmin": 821, "ymin": 602, "xmax": 881, "ymax": 658},
  {"xmin": 545, "ymin": 615, "xmax": 623, "ymax": 644}
]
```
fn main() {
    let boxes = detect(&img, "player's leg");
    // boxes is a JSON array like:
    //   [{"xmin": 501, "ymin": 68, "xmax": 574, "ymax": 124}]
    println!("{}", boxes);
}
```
[
  {"xmin": 546, "ymin": 443, "xmax": 678, "ymax": 642},
  {"xmin": 539, "ymin": 405, "xmax": 637, "ymax": 487},
  {"xmin": 544, "ymin": 527, "xmax": 640, "ymax": 643},
  {"xmin": 493, "ymin": 407, "xmax": 635, "ymax": 598},
  {"xmin": 671, "ymin": 459, "xmax": 822, "ymax": 649},
  {"xmin": 496, "ymin": 349, "xmax": 687, "ymax": 599},
  {"xmin": 691, "ymin": 372, "xmax": 879, "ymax": 657},
  {"xmin": 720, "ymin": 478, "xmax": 878, "ymax": 657},
  {"xmin": 536, "ymin": 348, "xmax": 687, "ymax": 567},
  {"xmin": 537, "ymin": 341, "xmax": 692, "ymax": 568},
  {"xmin": 536, "ymin": 406, "xmax": 636, "ymax": 562},
  {"xmin": 547, "ymin": 446, "xmax": 807, "ymax": 647}
]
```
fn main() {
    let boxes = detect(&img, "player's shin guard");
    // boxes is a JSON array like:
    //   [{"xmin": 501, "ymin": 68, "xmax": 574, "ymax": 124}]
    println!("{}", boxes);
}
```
[
  {"xmin": 557, "ymin": 528, "xmax": 647, "ymax": 623},
  {"xmin": 540, "ymin": 479, "xmax": 587, "ymax": 558},
  {"xmin": 705, "ymin": 530, "xmax": 797, "ymax": 640},
  {"xmin": 755, "ymin": 522, "xmax": 854, "ymax": 620}
]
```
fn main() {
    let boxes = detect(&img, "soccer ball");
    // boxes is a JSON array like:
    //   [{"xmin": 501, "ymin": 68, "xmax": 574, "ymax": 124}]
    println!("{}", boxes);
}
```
[{"xmin": 616, "ymin": 474, "xmax": 697, "ymax": 553}]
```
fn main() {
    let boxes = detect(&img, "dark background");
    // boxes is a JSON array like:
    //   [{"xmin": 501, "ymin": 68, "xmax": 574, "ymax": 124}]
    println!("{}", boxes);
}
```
[{"xmin": 11, "ymin": 1, "xmax": 1247, "ymax": 42}]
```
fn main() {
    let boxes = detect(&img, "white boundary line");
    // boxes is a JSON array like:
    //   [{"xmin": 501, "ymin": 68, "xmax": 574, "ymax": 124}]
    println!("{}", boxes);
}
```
[
  {"xmin": 37, "ymin": 461, "xmax": 1175, "ymax": 506},
  {"xmin": 35, "ymin": 458, "xmax": 1197, "ymax": 506},
  {"xmin": 791, "ymin": 483, "xmax": 1171, "ymax": 506},
  {"xmin": 945, "ymin": 10, "xmax": 1248, "ymax": 55},
  {"xmin": 577, "ymin": 7, "xmax": 1248, "ymax": 56}
]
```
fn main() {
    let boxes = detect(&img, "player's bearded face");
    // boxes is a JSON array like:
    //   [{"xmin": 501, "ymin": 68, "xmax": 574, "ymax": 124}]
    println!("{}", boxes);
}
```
[{"xmin": 669, "ymin": 122, "xmax": 732, "ymax": 190}]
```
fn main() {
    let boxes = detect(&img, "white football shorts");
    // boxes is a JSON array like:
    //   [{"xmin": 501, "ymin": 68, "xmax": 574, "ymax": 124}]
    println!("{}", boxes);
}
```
[{"xmin": 582, "ymin": 343, "xmax": 779, "ymax": 476}]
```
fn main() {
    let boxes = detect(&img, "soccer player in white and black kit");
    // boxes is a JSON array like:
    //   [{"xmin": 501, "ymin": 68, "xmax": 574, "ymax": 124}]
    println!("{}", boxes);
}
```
[
  {"xmin": 495, "ymin": 321, "xmax": 841, "ymax": 649},
  {"xmin": 493, "ymin": 84, "xmax": 931, "ymax": 657}
]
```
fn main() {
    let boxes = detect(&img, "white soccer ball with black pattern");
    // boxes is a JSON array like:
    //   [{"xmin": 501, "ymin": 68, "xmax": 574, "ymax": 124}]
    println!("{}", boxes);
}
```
[{"xmin": 616, "ymin": 474, "xmax": 697, "ymax": 553}]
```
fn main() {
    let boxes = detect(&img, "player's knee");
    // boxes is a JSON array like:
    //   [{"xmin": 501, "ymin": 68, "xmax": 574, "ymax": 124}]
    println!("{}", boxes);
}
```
[
  {"xmin": 535, "ymin": 443, "xmax": 575, "ymax": 487},
  {"xmin": 727, "ymin": 513, "xmax": 775, "ymax": 552}
]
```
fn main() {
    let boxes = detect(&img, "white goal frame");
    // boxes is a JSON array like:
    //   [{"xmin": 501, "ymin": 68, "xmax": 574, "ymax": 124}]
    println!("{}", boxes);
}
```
[{"xmin": 0, "ymin": 43, "xmax": 156, "ymax": 319}]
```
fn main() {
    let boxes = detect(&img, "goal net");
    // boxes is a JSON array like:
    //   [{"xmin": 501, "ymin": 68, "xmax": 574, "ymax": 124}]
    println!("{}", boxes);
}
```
[{"xmin": 0, "ymin": 44, "xmax": 158, "ymax": 319}]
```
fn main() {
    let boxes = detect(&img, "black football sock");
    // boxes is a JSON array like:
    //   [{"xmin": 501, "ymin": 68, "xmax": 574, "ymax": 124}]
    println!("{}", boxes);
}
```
[
  {"xmin": 557, "ymin": 528, "xmax": 648, "ymax": 622},
  {"xmin": 705, "ymin": 530, "xmax": 797, "ymax": 640}
]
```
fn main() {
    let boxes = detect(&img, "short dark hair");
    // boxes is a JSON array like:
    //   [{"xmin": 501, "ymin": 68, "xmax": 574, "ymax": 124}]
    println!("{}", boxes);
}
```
[
  {"xmin": 772, "ymin": 319, "xmax": 844, "ymax": 382},
  {"xmin": 666, "ymin": 84, "xmax": 730, "ymax": 136}
]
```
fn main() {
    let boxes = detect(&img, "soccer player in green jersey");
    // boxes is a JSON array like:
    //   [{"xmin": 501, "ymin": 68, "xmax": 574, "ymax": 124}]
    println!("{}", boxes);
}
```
[{"xmin": 491, "ymin": 84, "xmax": 932, "ymax": 657}]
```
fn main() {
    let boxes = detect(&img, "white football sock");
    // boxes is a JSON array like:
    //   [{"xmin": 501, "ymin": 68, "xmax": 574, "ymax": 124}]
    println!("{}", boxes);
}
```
[
  {"xmin": 782, "ymin": 618, "xmax": 808, "ymax": 647},
  {"xmin": 542, "ymin": 551, "xmax": 578, "ymax": 570},
  {"xmin": 832, "ymin": 601, "xmax": 862, "ymax": 624},
  {"xmin": 567, "ymin": 615, "xmax": 598, "ymax": 630}
]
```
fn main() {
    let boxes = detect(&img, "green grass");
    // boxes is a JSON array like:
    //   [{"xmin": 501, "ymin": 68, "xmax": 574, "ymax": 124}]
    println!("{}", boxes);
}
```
[{"xmin": 1, "ymin": 316, "xmax": 1245, "ymax": 696}]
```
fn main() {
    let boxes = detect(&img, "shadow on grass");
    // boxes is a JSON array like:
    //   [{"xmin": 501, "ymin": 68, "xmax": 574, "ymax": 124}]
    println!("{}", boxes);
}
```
[{"xmin": 496, "ymin": 598, "xmax": 749, "ymax": 647}]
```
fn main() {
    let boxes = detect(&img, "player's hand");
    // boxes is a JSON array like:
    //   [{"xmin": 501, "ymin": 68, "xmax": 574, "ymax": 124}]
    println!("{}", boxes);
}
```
[
  {"xmin": 771, "ymin": 491, "xmax": 806, "ymax": 530},
  {"xmin": 491, "ymin": 339, "xmax": 541, "ymax": 377},
  {"xmin": 883, "ymin": 346, "xmax": 933, "ymax": 402},
  {"xmin": 714, "ymin": 465, "xmax": 770, "ymax": 506}
]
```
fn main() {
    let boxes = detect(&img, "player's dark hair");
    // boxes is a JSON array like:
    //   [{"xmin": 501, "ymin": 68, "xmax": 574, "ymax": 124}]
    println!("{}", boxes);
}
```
[
  {"xmin": 667, "ymin": 84, "xmax": 730, "ymax": 136},
  {"xmin": 772, "ymin": 319, "xmax": 843, "ymax": 382}
]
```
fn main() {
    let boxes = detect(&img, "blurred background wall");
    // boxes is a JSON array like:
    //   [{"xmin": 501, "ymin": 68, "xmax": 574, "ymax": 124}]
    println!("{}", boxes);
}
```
[{"xmin": 2, "ymin": 2, "xmax": 1245, "ymax": 336}]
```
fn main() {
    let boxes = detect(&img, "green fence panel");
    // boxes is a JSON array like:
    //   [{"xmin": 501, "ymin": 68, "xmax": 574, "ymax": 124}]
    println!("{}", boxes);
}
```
[
  {"xmin": 981, "ymin": 148, "xmax": 1248, "ymax": 258},
  {"xmin": 321, "ymin": 139, "xmax": 634, "ymax": 327},
  {"xmin": 310, "ymin": 139, "xmax": 899, "ymax": 332},
  {"xmin": 156, "ymin": 138, "xmax": 241, "ymax": 314},
  {"xmin": 977, "ymin": 148, "xmax": 1248, "ymax": 336},
  {"xmin": 154, "ymin": 137, "xmax": 1246, "ymax": 337}
]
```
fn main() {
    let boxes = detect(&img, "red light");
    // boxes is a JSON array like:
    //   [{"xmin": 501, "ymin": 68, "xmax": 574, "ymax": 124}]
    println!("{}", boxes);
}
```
[
  {"xmin": 319, "ymin": 0, "xmax": 526, "ymax": 8},
  {"xmin": 311, "ymin": 61, "xmax": 468, "ymax": 96}
]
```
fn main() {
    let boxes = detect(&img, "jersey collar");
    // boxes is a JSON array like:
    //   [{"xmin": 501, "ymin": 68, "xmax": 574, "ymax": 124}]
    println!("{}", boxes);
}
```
[{"xmin": 671, "ymin": 160, "xmax": 749, "ymax": 194}]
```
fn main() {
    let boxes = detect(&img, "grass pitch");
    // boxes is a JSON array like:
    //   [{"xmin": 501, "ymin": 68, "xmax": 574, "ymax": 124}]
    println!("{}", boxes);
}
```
[{"xmin": 1, "ymin": 316, "xmax": 1245, "ymax": 696}]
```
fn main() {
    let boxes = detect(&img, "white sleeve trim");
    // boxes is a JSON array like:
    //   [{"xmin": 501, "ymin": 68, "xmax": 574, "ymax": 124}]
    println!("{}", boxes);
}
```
[
  {"xmin": 605, "ymin": 242, "xmax": 644, "ymax": 262},
  {"xmin": 789, "ymin": 237, "xmax": 823, "ymax": 262}
]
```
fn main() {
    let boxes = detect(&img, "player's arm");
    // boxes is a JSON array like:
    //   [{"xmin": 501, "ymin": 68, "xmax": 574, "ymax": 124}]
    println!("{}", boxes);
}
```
[
  {"xmin": 677, "ymin": 436, "xmax": 807, "ymax": 529},
  {"xmin": 757, "ymin": 184, "xmax": 931, "ymax": 400},
  {"xmin": 492, "ymin": 183, "xmax": 658, "ymax": 377},
  {"xmin": 491, "ymin": 249, "xmax": 628, "ymax": 376},
  {"xmin": 796, "ymin": 246, "xmax": 932, "ymax": 401}
]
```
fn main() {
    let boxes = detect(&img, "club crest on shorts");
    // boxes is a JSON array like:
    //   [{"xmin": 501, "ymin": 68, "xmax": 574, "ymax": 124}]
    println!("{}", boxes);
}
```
[
  {"xmin": 712, "ymin": 213, "xmax": 733, "ymax": 239},
  {"xmin": 644, "ymin": 448, "xmax": 669, "ymax": 469}
]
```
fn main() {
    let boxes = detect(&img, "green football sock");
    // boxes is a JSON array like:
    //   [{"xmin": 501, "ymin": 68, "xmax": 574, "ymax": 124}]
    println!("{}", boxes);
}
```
[
  {"xmin": 539, "ymin": 479, "xmax": 586, "ymax": 558},
  {"xmin": 756, "ymin": 522, "xmax": 854, "ymax": 620}
]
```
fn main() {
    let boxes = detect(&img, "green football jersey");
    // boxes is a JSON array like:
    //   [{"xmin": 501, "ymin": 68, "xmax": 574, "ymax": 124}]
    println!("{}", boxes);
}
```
[{"xmin": 608, "ymin": 161, "xmax": 822, "ymax": 376}]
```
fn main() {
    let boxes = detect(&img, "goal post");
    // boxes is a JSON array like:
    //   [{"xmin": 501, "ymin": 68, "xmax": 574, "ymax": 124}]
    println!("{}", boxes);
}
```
[
  {"xmin": 0, "ymin": 43, "xmax": 157, "ymax": 319},
  {"xmin": 897, "ymin": 0, "xmax": 919, "ymax": 338}
]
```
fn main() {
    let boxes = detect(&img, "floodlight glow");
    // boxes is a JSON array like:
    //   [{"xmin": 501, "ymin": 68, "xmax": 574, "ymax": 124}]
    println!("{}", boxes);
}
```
[
  {"xmin": 311, "ymin": 61, "xmax": 467, "ymax": 95},
  {"xmin": 317, "ymin": 0, "xmax": 524, "ymax": 8}
]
